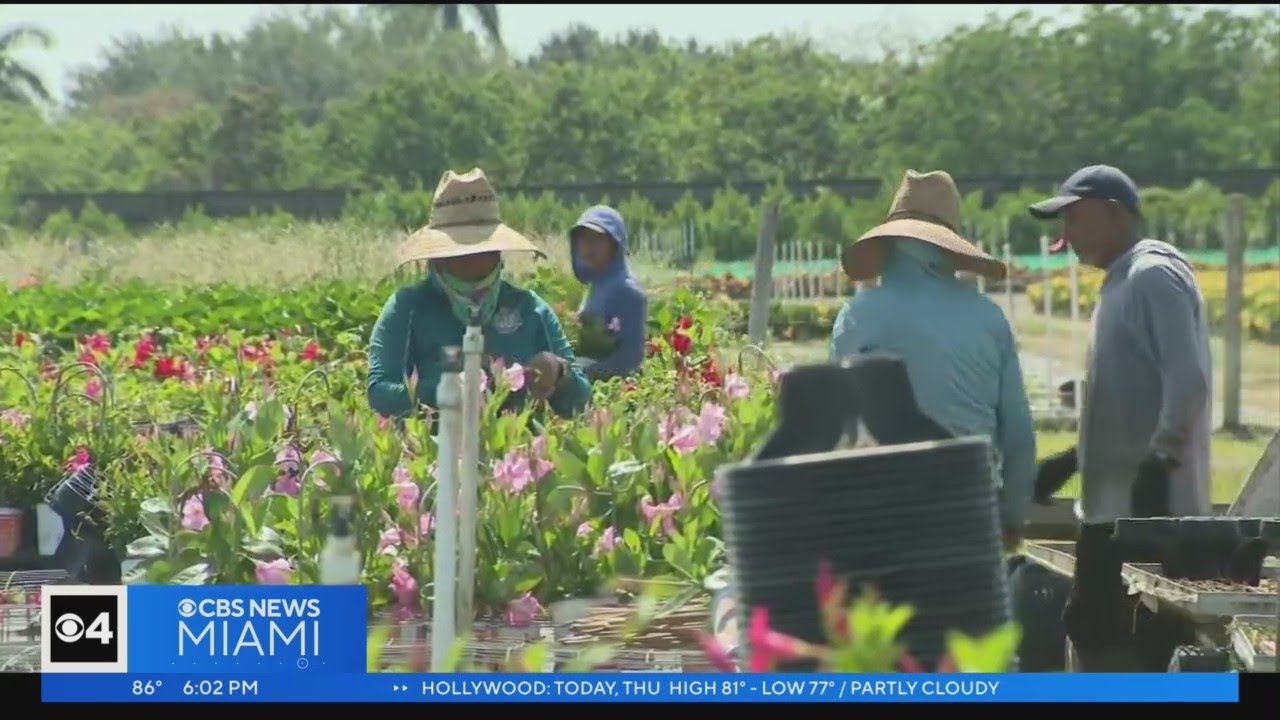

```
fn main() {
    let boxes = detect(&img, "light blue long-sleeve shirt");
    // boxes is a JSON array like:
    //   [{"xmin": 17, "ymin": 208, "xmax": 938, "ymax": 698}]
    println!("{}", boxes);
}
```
[{"xmin": 829, "ymin": 239, "xmax": 1037, "ymax": 531}]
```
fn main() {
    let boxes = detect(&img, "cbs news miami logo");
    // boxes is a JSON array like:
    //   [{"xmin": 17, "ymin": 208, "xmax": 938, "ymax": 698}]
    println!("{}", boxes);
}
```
[{"xmin": 41, "ymin": 585, "xmax": 130, "ymax": 673}]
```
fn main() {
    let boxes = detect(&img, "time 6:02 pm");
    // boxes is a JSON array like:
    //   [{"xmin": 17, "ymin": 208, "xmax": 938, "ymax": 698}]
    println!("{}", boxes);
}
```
[{"xmin": 183, "ymin": 680, "xmax": 259, "ymax": 696}]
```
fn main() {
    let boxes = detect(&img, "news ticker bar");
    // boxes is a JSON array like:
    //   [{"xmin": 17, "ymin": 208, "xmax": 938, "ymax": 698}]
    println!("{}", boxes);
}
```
[{"xmin": 41, "ymin": 673, "xmax": 1242, "ymax": 703}]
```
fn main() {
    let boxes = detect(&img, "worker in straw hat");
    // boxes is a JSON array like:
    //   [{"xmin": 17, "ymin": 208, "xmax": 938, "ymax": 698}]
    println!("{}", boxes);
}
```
[
  {"xmin": 830, "ymin": 169, "xmax": 1037, "ymax": 549},
  {"xmin": 367, "ymin": 168, "xmax": 592, "ymax": 420}
]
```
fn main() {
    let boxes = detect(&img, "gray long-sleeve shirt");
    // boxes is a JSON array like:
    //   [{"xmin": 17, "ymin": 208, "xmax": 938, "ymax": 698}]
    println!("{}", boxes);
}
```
[{"xmin": 1079, "ymin": 239, "xmax": 1212, "ymax": 524}]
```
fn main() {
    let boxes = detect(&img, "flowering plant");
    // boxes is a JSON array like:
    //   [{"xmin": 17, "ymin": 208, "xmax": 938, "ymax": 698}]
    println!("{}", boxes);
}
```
[{"xmin": 700, "ymin": 561, "xmax": 1021, "ymax": 673}]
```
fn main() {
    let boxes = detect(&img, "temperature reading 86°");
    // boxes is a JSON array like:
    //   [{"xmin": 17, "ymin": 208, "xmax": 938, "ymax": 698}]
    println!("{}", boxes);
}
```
[{"xmin": 132, "ymin": 681, "xmax": 163, "ymax": 696}]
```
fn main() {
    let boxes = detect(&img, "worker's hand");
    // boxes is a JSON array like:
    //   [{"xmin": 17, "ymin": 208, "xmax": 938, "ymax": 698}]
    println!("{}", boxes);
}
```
[
  {"xmin": 1034, "ymin": 446, "xmax": 1079, "ymax": 505},
  {"xmin": 528, "ymin": 351, "xmax": 568, "ymax": 401},
  {"xmin": 1130, "ymin": 452, "xmax": 1176, "ymax": 518}
]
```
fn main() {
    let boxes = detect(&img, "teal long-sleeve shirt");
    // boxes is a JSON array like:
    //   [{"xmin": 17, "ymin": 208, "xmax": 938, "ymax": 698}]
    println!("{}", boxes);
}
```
[
  {"xmin": 829, "ymin": 241, "xmax": 1038, "ymax": 532},
  {"xmin": 367, "ymin": 278, "xmax": 592, "ymax": 419}
]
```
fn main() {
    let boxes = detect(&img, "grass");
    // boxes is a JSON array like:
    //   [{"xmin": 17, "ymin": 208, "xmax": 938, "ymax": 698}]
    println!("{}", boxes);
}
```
[{"xmin": 1029, "ymin": 429, "xmax": 1269, "ymax": 504}]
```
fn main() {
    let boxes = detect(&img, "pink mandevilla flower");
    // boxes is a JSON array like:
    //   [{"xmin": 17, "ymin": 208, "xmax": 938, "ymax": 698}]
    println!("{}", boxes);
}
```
[
  {"xmin": 254, "ymin": 559, "xmax": 293, "ymax": 585},
  {"xmin": 65, "ymin": 447, "xmax": 92, "ymax": 474},
  {"xmin": 640, "ymin": 494, "xmax": 684, "ymax": 537},
  {"xmin": 274, "ymin": 446, "xmax": 302, "ymax": 496},
  {"xmin": 419, "ymin": 513, "xmax": 435, "ymax": 537},
  {"xmin": 1, "ymin": 409, "xmax": 28, "ymax": 428},
  {"xmin": 595, "ymin": 526, "xmax": 620, "ymax": 555},
  {"xmin": 506, "ymin": 592, "xmax": 544, "ymax": 628},
  {"xmin": 492, "ymin": 452, "xmax": 534, "ymax": 494},
  {"xmin": 504, "ymin": 362, "xmax": 526, "ymax": 392},
  {"xmin": 392, "ymin": 465, "xmax": 420, "ymax": 512},
  {"xmin": 390, "ymin": 560, "xmax": 419, "ymax": 621},
  {"xmin": 204, "ymin": 450, "xmax": 230, "ymax": 489},
  {"xmin": 84, "ymin": 379, "xmax": 103, "ymax": 401},
  {"xmin": 724, "ymin": 372, "xmax": 749, "ymax": 400},
  {"xmin": 576, "ymin": 521, "xmax": 593, "ymax": 538},
  {"xmin": 696, "ymin": 402, "xmax": 727, "ymax": 444},
  {"xmin": 378, "ymin": 528, "xmax": 403, "ymax": 555},
  {"xmin": 182, "ymin": 495, "xmax": 210, "ymax": 531}
]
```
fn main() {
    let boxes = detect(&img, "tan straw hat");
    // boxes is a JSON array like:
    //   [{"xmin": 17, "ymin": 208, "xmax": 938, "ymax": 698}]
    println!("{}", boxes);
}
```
[
  {"xmin": 842, "ymin": 170, "xmax": 1006, "ymax": 282},
  {"xmin": 395, "ymin": 168, "xmax": 546, "ymax": 267}
]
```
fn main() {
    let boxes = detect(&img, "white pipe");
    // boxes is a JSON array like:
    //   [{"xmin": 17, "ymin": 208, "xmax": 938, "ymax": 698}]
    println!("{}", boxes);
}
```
[
  {"xmin": 1067, "ymin": 252, "xmax": 1081, "ymax": 424},
  {"xmin": 456, "ymin": 320, "xmax": 484, "ymax": 633},
  {"xmin": 431, "ymin": 351, "xmax": 462, "ymax": 671}
]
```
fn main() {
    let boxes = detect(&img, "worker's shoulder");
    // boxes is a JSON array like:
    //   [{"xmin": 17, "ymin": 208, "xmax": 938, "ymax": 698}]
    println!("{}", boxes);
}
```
[{"xmin": 1125, "ymin": 244, "xmax": 1201, "ymax": 298}]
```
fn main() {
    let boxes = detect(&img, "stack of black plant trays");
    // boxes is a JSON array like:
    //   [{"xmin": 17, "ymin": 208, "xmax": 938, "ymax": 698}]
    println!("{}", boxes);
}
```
[
  {"xmin": 0, "ymin": 465, "xmax": 122, "ymax": 589},
  {"xmin": 717, "ymin": 356, "xmax": 1013, "ymax": 671},
  {"xmin": 1111, "ymin": 516, "xmax": 1280, "ymax": 672}
]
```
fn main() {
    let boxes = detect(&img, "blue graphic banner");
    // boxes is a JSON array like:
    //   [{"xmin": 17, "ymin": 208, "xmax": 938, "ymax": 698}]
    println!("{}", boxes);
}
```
[
  {"xmin": 43, "ymin": 673, "xmax": 1241, "ymax": 703},
  {"xmin": 125, "ymin": 585, "xmax": 367, "ymax": 675}
]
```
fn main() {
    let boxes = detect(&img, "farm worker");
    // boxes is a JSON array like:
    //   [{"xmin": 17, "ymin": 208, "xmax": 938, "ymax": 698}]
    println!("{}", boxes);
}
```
[
  {"xmin": 1028, "ymin": 164, "xmax": 1212, "ymax": 670},
  {"xmin": 830, "ymin": 169, "xmax": 1037, "ymax": 549},
  {"xmin": 568, "ymin": 205, "xmax": 649, "ymax": 380},
  {"xmin": 367, "ymin": 168, "xmax": 592, "ymax": 420}
]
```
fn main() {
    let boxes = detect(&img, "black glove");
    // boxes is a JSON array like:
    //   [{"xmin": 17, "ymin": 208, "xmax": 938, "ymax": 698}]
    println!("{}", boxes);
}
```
[
  {"xmin": 1034, "ymin": 446, "xmax": 1078, "ymax": 505},
  {"xmin": 1130, "ymin": 453, "xmax": 1175, "ymax": 518}
]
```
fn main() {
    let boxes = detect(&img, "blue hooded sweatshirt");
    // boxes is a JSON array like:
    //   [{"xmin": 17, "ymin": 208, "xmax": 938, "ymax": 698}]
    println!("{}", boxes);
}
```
[{"xmin": 570, "ymin": 206, "xmax": 648, "ymax": 380}]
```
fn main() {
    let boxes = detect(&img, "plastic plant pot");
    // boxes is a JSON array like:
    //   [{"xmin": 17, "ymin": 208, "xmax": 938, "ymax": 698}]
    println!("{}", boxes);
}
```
[{"xmin": 0, "ymin": 508, "xmax": 23, "ymax": 558}]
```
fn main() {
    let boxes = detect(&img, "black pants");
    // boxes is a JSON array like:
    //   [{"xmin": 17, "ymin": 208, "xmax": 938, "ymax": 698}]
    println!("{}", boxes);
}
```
[{"xmin": 1065, "ymin": 524, "xmax": 1130, "ymax": 654}]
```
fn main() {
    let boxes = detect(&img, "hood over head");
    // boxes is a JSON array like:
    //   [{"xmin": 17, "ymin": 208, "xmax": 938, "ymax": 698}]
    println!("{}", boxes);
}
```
[{"xmin": 571, "ymin": 205, "xmax": 631, "ymax": 284}]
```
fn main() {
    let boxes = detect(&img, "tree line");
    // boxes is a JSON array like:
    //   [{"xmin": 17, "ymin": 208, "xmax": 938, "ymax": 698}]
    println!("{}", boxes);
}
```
[{"xmin": 0, "ymin": 5, "xmax": 1276, "ymax": 224}]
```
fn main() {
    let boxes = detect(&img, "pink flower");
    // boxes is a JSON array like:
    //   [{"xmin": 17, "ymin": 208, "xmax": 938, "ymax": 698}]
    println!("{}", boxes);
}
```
[
  {"xmin": 84, "ymin": 379, "xmax": 103, "ymax": 401},
  {"xmin": 640, "ymin": 494, "xmax": 683, "ymax": 537},
  {"xmin": 273, "ymin": 446, "xmax": 302, "ymax": 496},
  {"xmin": 378, "ymin": 528, "xmax": 403, "ymax": 555},
  {"xmin": 506, "ymin": 592, "xmax": 543, "ymax": 628},
  {"xmin": 747, "ymin": 607, "xmax": 809, "ymax": 672},
  {"xmin": 576, "ymin": 521, "xmax": 592, "ymax": 538},
  {"xmin": 725, "ymin": 373, "xmax": 749, "ymax": 400},
  {"xmin": 254, "ymin": 558, "xmax": 293, "ymax": 585},
  {"xmin": 696, "ymin": 402, "xmax": 727, "ymax": 444},
  {"xmin": 607, "ymin": 316, "xmax": 622, "ymax": 333},
  {"xmin": 1, "ymin": 409, "xmax": 28, "ymax": 428},
  {"xmin": 697, "ymin": 632, "xmax": 738, "ymax": 672},
  {"xmin": 376, "ymin": 415, "xmax": 391, "ymax": 431},
  {"xmin": 309, "ymin": 450, "xmax": 338, "ymax": 487},
  {"xmin": 504, "ymin": 362, "xmax": 526, "ymax": 392},
  {"xmin": 390, "ymin": 560, "xmax": 419, "ymax": 621},
  {"xmin": 182, "ymin": 495, "xmax": 210, "ymax": 531},
  {"xmin": 80, "ymin": 332, "xmax": 111, "ymax": 355},
  {"xmin": 392, "ymin": 465, "xmax": 420, "ymax": 512},
  {"xmin": 419, "ymin": 513, "xmax": 435, "ymax": 537},
  {"xmin": 588, "ymin": 408, "xmax": 611, "ymax": 431},
  {"xmin": 492, "ymin": 452, "xmax": 534, "ymax": 494},
  {"xmin": 658, "ymin": 409, "xmax": 703, "ymax": 455},
  {"xmin": 595, "ymin": 526, "xmax": 619, "ymax": 555},
  {"xmin": 769, "ymin": 369, "xmax": 782, "ymax": 385},
  {"xmin": 204, "ymin": 450, "xmax": 229, "ymax": 489},
  {"xmin": 65, "ymin": 447, "xmax": 91, "ymax": 474}
]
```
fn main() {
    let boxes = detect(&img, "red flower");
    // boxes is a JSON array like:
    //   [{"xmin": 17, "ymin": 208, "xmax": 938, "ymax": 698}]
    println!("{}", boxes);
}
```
[
  {"xmin": 815, "ymin": 560, "xmax": 850, "ymax": 640},
  {"xmin": 13, "ymin": 331, "xmax": 27, "ymax": 348},
  {"xmin": 699, "ymin": 359, "xmax": 723, "ymax": 387},
  {"xmin": 77, "ymin": 351, "xmax": 99, "ymax": 368},
  {"xmin": 897, "ymin": 654, "xmax": 925, "ymax": 673},
  {"xmin": 80, "ymin": 333, "xmax": 111, "ymax": 355},
  {"xmin": 299, "ymin": 340, "xmax": 322, "ymax": 362},
  {"xmin": 669, "ymin": 331, "xmax": 692, "ymax": 355},
  {"xmin": 195, "ymin": 335, "xmax": 219, "ymax": 356},
  {"xmin": 646, "ymin": 341, "xmax": 660, "ymax": 358},
  {"xmin": 677, "ymin": 315, "xmax": 694, "ymax": 330},
  {"xmin": 239, "ymin": 341, "xmax": 274, "ymax": 365},
  {"xmin": 154, "ymin": 355, "xmax": 195, "ymax": 382},
  {"xmin": 131, "ymin": 334, "xmax": 158, "ymax": 369}
]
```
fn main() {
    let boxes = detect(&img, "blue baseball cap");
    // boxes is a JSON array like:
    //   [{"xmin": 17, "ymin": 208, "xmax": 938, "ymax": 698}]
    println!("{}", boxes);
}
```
[{"xmin": 1029, "ymin": 165, "xmax": 1141, "ymax": 253}]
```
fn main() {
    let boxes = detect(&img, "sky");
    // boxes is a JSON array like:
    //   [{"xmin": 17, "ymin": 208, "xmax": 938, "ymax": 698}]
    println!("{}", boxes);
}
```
[
  {"xmin": 6, "ymin": 3, "xmax": 1079, "ymax": 101},
  {"xmin": 4, "ymin": 4, "xmax": 1263, "ymax": 103}
]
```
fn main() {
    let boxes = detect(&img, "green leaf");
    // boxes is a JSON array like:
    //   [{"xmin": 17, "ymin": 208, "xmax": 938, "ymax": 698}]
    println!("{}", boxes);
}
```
[
  {"xmin": 231, "ymin": 464, "xmax": 276, "ymax": 509},
  {"xmin": 560, "ymin": 643, "xmax": 618, "ymax": 673},
  {"xmin": 170, "ymin": 563, "xmax": 212, "ymax": 585},
  {"xmin": 945, "ymin": 623, "xmax": 1021, "ymax": 673},
  {"xmin": 126, "ymin": 535, "xmax": 169, "ymax": 558},
  {"xmin": 606, "ymin": 459, "xmax": 645, "ymax": 479}
]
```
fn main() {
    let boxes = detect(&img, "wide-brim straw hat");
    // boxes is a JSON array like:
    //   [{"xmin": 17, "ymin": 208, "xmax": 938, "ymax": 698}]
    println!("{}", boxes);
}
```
[
  {"xmin": 842, "ymin": 170, "xmax": 1006, "ymax": 282},
  {"xmin": 395, "ymin": 168, "xmax": 546, "ymax": 267}
]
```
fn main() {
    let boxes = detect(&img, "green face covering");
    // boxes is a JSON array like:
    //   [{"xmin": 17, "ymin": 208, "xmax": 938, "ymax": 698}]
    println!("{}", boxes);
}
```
[{"xmin": 430, "ymin": 260, "xmax": 504, "ymax": 327}]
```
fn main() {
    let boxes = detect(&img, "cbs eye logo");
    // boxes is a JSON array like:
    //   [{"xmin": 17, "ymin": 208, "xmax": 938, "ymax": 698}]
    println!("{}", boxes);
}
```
[{"xmin": 48, "ymin": 594, "xmax": 118, "ymax": 664}]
